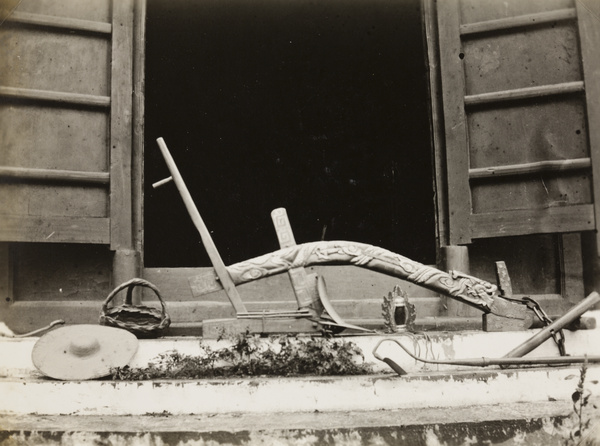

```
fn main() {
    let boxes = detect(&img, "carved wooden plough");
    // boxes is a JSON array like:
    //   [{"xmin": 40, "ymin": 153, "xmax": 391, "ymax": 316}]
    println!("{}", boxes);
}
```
[{"xmin": 154, "ymin": 138, "xmax": 537, "ymax": 338}]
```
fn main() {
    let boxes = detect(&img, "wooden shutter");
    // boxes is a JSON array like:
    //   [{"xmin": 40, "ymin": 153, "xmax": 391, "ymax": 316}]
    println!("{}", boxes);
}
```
[
  {"xmin": 0, "ymin": 0, "xmax": 133, "ymax": 248},
  {"xmin": 437, "ymin": 0, "xmax": 600, "ymax": 245}
]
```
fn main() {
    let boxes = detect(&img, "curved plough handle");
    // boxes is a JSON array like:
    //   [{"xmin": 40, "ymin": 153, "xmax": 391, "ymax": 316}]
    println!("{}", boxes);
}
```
[{"xmin": 191, "ymin": 240, "xmax": 530, "ymax": 321}]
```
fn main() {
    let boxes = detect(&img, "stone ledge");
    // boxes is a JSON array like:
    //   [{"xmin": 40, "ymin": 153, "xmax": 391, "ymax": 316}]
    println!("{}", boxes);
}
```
[
  {"xmin": 3, "ymin": 317, "xmax": 600, "ymax": 379},
  {"xmin": 2, "ymin": 367, "xmax": 599, "ymax": 416},
  {"xmin": 0, "ymin": 402, "xmax": 588, "ymax": 446}
]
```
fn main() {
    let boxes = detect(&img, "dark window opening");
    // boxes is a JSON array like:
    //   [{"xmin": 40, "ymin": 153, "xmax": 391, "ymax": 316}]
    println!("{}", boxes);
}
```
[{"xmin": 144, "ymin": 0, "xmax": 435, "ymax": 267}]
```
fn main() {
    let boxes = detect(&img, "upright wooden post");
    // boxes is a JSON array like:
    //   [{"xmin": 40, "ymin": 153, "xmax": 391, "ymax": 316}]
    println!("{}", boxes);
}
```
[
  {"xmin": 129, "ymin": 0, "xmax": 147, "ymax": 305},
  {"xmin": 437, "ymin": 0, "xmax": 472, "ymax": 245},
  {"xmin": 112, "ymin": 249, "xmax": 140, "ymax": 306},
  {"xmin": 110, "ymin": 0, "xmax": 137, "ymax": 292},
  {"xmin": 441, "ymin": 245, "xmax": 478, "ymax": 317}
]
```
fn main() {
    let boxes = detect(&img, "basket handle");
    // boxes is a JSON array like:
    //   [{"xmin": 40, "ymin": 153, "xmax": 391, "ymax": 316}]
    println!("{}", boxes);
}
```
[{"xmin": 101, "ymin": 278, "xmax": 168, "ymax": 317}]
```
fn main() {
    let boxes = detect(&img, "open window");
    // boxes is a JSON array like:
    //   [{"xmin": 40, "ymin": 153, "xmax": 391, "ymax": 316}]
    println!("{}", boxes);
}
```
[
  {"xmin": 142, "ymin": 0, "xmax": 439, "ymax": 327},
  {"xmin": 144, "ymin": 0, "xmax": 435, "ymax": 267}
]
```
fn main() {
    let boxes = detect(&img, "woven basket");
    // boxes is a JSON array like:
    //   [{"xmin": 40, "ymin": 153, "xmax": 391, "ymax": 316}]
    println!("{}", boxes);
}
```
[{"xmin": 100, "ymin": 278, "xmax": 171, "ymax": 338}]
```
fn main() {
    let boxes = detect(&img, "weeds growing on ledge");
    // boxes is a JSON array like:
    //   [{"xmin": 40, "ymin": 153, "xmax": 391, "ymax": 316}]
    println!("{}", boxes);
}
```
[
  {"xmin": 110, "ymin": 333, "xmax": 373, "ymax": 380},
  {"xmin": 564, "ymin": 359, "xmax": 598, "ymax": 445}
]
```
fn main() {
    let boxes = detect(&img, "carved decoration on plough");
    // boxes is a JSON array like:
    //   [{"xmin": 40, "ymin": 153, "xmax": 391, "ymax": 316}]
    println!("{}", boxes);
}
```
[{"xmin": 225, "ymin": 241, "xmax": 496, "ymax": 310}]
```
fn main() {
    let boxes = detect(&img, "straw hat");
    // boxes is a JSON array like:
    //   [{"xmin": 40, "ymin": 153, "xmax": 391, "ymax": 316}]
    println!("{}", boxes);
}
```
[{"xmin": 32, "ymin": 325, "xmax": 138, "ymax": 380}]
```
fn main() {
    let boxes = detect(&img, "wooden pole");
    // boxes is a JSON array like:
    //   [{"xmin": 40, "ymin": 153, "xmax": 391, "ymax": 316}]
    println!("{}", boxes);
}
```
[
  {"xmin": 155, "ymin": 138, "xmax": 247, "ymax": 314},
  {"xmin": 504, "ymin": 292, "xmax": 600, "ymax": 358}
]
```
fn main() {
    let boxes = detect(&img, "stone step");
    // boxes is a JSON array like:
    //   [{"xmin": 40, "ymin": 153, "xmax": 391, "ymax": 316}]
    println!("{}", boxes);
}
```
[
  {"xmin": 0, "ymin": 402, "xmax": 590, "ymax": 446},
  {"xmin": 3, "ymin": 315, "xmax": 599, "ymax": 379},
  {"xmin": 2, "ymin": 366, "xmax": 599, "ymax": 416},
  {"xmin": 2, "ymin": 323, "xmax": 600, "ymax": 417},
  {"xmin": 2, "ymin": 315, "xmax": 599, "ymax": 444}
]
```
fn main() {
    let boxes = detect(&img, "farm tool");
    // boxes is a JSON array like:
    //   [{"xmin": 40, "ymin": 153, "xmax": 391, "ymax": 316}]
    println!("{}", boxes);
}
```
[
  {"xmin": 372, "ymin": 291, "xmax": 600, "ymax": 375},
  {"xmin": 153, "ymin": 137, "xmax": 567, "ymax": 338}
]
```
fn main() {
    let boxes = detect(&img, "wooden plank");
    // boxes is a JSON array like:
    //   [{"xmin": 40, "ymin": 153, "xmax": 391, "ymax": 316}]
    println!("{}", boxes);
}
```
[
  {"xmin": 560, "ymin": 233, "xmax": 584, "ymax": 305},
  {"xmin": 143, "ymin": 275, "xmax": 440, "ymax": 319},
  {"xmin": 469, "ymin": 234, "xmax": 560, "ymax": 295},
  {"xmin": 492, "ymin": 295, "xmax": 569, "ymax": 317},
  {"xmin": 150, "ymin": 265, "xmax": 438, "ymax": 302},
  {"xmin": 305, "ymin": 259, "xmax": 458, "ymax": 304},
  {"xmin": 10, "ymin": 0, "xmax": 111, "ymax": 23},
  {"xmin": 1, "ymin": 301, "xmax": 233, "ymax": 334},
  {"xmin": 0, "ymin": 184, "xmax": 108, "ymax": 218},
  {"xmin": 0, "ymin": 166, "xmax": 109, "ymax": 185},
  {"xmin": 459, "ymin": 0, "xmax": 574, "ymax": 24},
  {"xmin": 11, "ymin": 242, "xmax": 112, "ymax": 302},
  {"xmin": 467, "ymin": 98, "xmax": 588, "ymax": 169},
  {"xmin": 131, "ymin": 0, "xmax": 146, "ymax": 258},
  {"xmin": 170, "ymin": 296, "xmax": 441, "ymax": 329},
  {"xmin": 422, "ymin": 0, "xmax": 449, "ymax": 248},
  {"xmin": 187, "ymin": 264, "xmax": 440, "ymax": 301},
  {"xmin": 167, "ymin": 311, "xmax": 595, "ymax": 335},
  {"xmin": 143, "ymin": 268, "xmax": 200, "ymax": 300},
  {"xmin": 495, "ymin": 261, "xmax": 513, "ymax": 297},
  {"xmin": 1, "ymin": 301, "xmax": 108, "ymax": 333},
  {"xmin": 109, "ymin": 0, "xmax": 134, "ymax": 251},
  {"xmin": 463, "ymin": 24, "xmax": 581, "ymax": 96},
  {"xmin": 153, "ymin": 267, "xmax": 293, "ymax": 303},
  {"xmin": 470, "ymin": 205, "xmax": 595, "ymax": 239},
  {"xmin": 577, "ymin": 0, "xmax": 600, "ymax": 250},
  {"xmin": 5, "ymin": 11, "xmax": 112, "ymax": 34},
  {"xmin": 0, "ymin": 215, "xmax": 110, "ymax": 244},
  {"xmin": 0, "ymin": 27, "xmax": 110, "ymax": 96},
  {"xmin": 464, "ymin": 81, "xmax": 584, "ymax": 107},
  {"xmin": 460, "ymin": 8, "xmax": 576, "ymax": 36},
  {"xmin": 202, "ymin": 317, "xmax": 318, "ymax": 339},
  {"xmin": 0, "ymin": 86, "xmax": 110, "ymax": 108},
  {"xmin": 0, "ymin": 105, "xmax": 109, "ymax": 172},
  {"xmin": 469, "ymin": 158, "xmax": 591, "ymax": 180},
  {"xmin": 0, "ymin": 294, "xmax": 570, "ymax": 334},
  {"xmin": 437, "ymin": 0, "xmax": 472, "ymax": 244},
  {"xmin": 472, "ymin": 173, "xmax": 592, "ymax": 215},
  {"xmin": 309, "ymin": 297, "xmax": 440, "ymax": 320}
]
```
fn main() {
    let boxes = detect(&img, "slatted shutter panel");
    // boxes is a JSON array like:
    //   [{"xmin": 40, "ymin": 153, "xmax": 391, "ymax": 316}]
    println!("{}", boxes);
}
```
[
  {"xmin": 0, "ymin": 0, "xmax": 133, "ymax": 248},
  {"xmin": 438, "ymin": 0, "xmax": 600, "ymax": 245}
]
